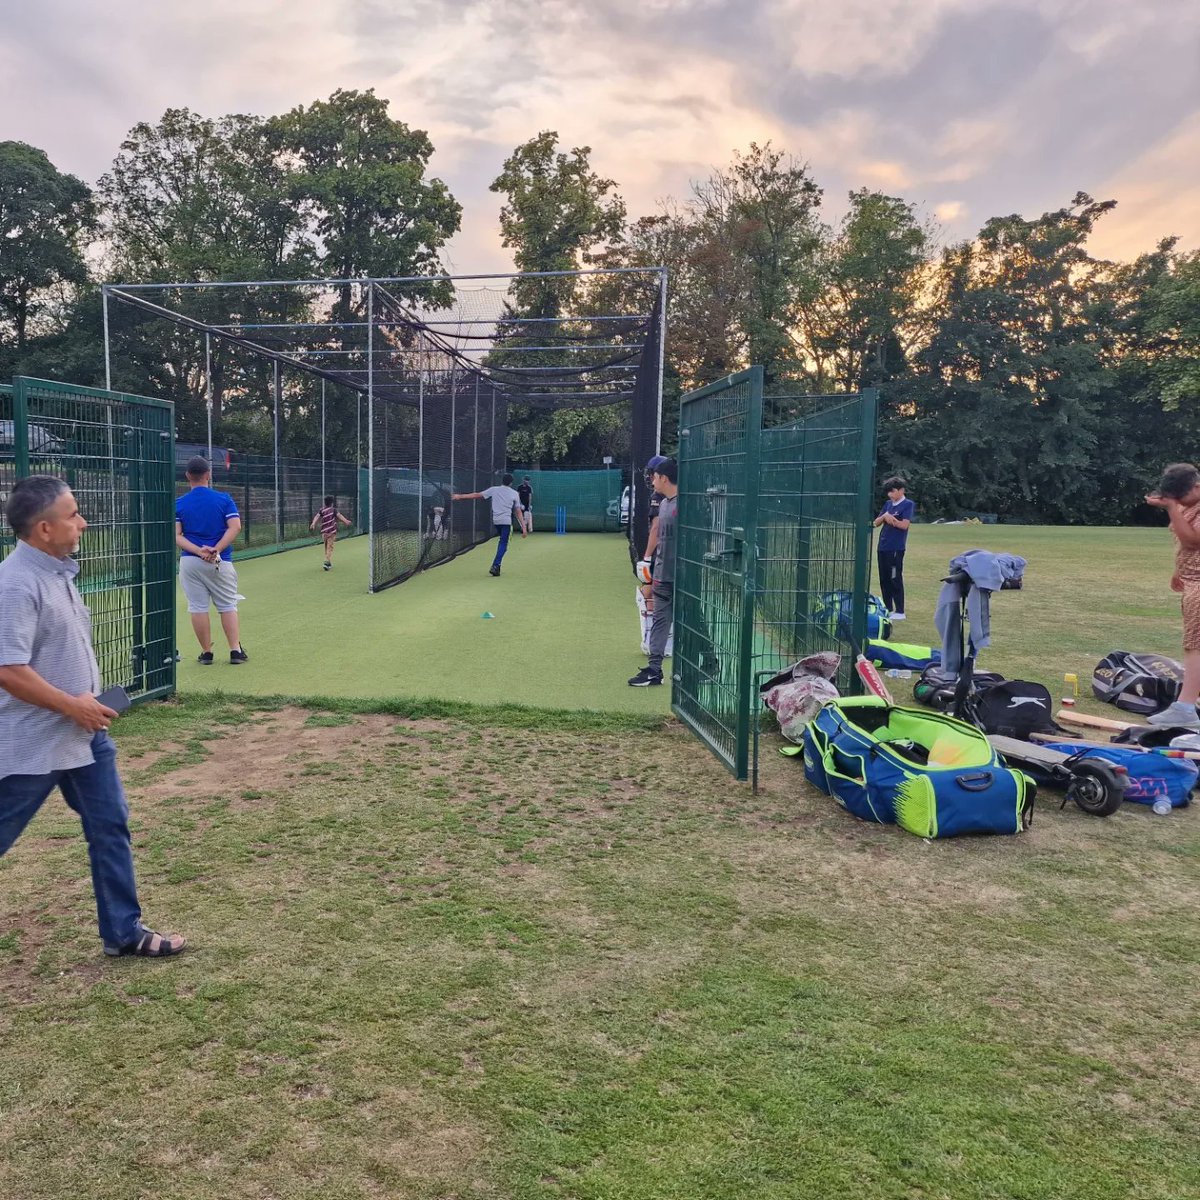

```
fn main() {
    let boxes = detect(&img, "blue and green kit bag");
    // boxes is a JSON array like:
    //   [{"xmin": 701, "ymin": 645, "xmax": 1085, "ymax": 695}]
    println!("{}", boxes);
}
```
[{"xmin": 803, "ymin": 697, "xmax": 1035, "ymax": 837}]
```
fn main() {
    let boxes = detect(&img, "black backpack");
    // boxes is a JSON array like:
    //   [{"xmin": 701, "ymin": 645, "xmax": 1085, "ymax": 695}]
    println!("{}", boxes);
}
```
[
  {"xmin": 1092, "ymin": 651, "xmax": 1183, "ymax": 716},
  {"xmin": 973, "ymin": 680, "xmax": 1058, "ymax": 739}
]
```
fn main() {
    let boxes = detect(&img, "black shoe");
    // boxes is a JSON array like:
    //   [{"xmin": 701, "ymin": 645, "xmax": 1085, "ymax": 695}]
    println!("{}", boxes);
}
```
[
  {"xmin": 489, "ymin": 565, "xmax": 501, "ymax": 576},
  {"xmin": 628, "ymin": 667, "xmax": 663, "ymax": 687},
  {"xmin": 323, "ymin": 561, "xmax": 331, "ymax": 571},
  {"xmin": 230, "ymin": 647, "xmax": 249, "ymax": 664},
  {"xmin": 197, "ymin": 651, "xmax": 214, "ymax": 665}
]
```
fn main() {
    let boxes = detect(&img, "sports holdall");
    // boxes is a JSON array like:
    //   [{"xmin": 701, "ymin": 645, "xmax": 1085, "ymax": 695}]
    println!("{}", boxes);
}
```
[
  {"xmin": 816, "ymin": 591, "xmax": 892, "ymax": 643},
  {"xmin": 803, "ymin": 697, "xmax": 1034, "ymax": 837},
  {"xmin": 1039, "ymin": 742, "xmax": 1196, "ymax": 808},
  {"xmin": 868, "ymin": 640, "xmax": 940, "ymax": 672},
  {"xmin": 1092, "ymin": 651, "xmax": 1183, "ymax": 716},
  {"xmin": 973, "ymin": 680, "xmax": 1058, "ymax": 739}
]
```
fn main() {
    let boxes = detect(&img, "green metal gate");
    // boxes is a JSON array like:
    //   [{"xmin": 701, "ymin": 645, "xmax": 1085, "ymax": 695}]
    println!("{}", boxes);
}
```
[
  {"xmin": 674, "ymin": 370, "xmax": 878, "ymax": 779},
  {"xmin": 0, "ymin": 377, "xmax": 177, "ymax": 703}
]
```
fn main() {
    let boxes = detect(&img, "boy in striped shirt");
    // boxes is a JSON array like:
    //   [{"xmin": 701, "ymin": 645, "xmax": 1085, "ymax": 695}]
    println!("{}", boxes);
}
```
[{"xmin": 310, "ymin": 495, "xmax": 353, "ymax": 570}]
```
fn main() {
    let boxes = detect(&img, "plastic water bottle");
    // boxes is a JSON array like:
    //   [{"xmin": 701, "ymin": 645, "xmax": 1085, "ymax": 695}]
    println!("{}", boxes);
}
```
[
  {"xmin": 1152, "ymin": 798, "xmax": 1172, "ymax": 816},
  {"xmin": 885, "ymin": 669, "xmax": 913, "ymax": 680}
]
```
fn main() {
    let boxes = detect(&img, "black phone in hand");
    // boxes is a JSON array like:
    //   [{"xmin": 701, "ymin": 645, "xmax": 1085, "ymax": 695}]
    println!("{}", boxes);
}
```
[{"xmin": 96, "ymin": 686, "xmax": 132, "ymax": 714}]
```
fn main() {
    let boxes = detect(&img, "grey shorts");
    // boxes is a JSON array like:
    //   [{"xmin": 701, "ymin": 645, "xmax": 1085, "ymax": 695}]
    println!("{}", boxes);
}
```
[{"xmin": 179, "ymin": 555, "xmax": 240, "ymax": 614}]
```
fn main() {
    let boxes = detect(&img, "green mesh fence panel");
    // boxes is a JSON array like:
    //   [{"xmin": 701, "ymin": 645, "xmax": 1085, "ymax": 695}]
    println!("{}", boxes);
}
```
[
  {"xmin": 1, "ymin": 377, "xmax": 177, "ymax": 703},
  {"xmin": 756, "ymin": 393, "xmax": 878, "ymax": 700},
  {"xmin": 673, "ymin": 368, "xmax": 764, "ymax": 779},
  {"xmin": 508, "ymin": 468, "xmax": 624, "ymax": 533},
  {"xmin": 0, "ymin": 384, "xmax": 15, "ymax": 561},
  {"xmin": 674, "ymin": 373, "xmax": 877, "ymax": 781},
  {"xmin": 176, "ymin": 452, "xmax": 362, "ymax": 560}
]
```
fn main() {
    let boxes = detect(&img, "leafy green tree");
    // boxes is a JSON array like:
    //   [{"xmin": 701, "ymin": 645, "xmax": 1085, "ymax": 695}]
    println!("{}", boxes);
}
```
[
  {"xmin": 882, "ymin": 194, "xmax": 1118, "ymax": 522},
  {"xmin": 272, "ymin": 88, "xmax": 461, "ymax": 311},
  {"xmin": 803, "ymin": 189, "xmax": 933, "ymax": 392},
  {"xmin": 490, "ymin": 131, "xmax": 626, "ymax": 319},
  {"xmin": 489, "ymin": 132, "xmax": 630, "ymax": 462},
  {"xmin": 687, "ymin": 143, "xmax": 823, "ymax": 392},
  {"xmin": 0, "ymin": 142, "xmax": 94, "ymax": 352}
]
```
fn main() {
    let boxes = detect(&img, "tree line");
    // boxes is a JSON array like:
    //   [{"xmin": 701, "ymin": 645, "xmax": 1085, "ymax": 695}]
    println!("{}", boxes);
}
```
[{"xmin": 1, "ymin": 89, "xmax": 1196, "ymax": 523}]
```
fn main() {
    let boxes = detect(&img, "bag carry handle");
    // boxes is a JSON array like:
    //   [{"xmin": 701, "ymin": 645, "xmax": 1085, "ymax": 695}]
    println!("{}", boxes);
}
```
[{"xmin": 955, "ymin": 771, "xmax": 995, "ymax": 792}]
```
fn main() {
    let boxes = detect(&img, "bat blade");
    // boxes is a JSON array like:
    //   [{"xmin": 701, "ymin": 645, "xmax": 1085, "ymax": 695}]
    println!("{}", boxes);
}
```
[{"xmin": 855, "ymin": 653, "xmax": 894, "ymax": 705}]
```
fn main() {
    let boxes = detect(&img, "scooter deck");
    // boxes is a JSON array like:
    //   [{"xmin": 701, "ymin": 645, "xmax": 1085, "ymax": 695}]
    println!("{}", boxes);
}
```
[{"xmin": 988, "ymin": 733, "xmax": 1073, "ymax": 766}]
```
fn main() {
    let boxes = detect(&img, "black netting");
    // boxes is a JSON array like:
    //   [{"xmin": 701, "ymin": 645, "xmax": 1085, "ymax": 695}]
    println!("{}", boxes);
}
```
[
  {"xmin": 104, "ymin": 270, "xmax": 665, "ymax": 592},
  {"xmin": 367, "ymin": 366, "xmax": 506, "ymax": 591}
]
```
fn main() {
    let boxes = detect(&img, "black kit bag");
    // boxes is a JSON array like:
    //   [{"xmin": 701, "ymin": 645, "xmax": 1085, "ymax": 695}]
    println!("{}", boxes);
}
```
[
  {"xmin": 1092, "ymin": 651, "xmax": 1183, "ymax": 716},
  {"xmin": 973, "ymin": 680, "xmax": 1058, "ymax": 740}
]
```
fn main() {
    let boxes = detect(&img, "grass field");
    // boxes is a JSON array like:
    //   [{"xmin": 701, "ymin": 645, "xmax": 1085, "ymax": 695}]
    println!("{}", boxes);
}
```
[{"xmin": 1, "ymin": 524, "xmax": 1197, "ymax": 1199}]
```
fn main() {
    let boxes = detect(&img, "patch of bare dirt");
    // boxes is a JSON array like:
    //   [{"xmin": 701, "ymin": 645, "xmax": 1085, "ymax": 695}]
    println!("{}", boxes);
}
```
[{"xmin": 134, "ymin": 708, "xmax": 401, "ymax": 804}]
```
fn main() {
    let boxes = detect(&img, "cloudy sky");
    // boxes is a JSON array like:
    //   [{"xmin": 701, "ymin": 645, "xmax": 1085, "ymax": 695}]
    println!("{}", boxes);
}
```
[{"xmin": 2, "ymin": 0, "xmax": 1197, "ymax": 273}]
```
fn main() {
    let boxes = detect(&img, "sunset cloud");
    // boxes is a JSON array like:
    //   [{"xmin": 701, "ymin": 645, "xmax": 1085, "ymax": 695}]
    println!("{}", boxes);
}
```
[{"xmin": 0, "ymin": 0, "xmax": 1195, "ymax": 272}]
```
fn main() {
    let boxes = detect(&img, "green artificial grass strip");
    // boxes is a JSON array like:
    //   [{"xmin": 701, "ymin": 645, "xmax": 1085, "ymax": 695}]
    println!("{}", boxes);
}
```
[{"xmin": 175, "ymin": 533, "xmax": 670, "ymax": 714}]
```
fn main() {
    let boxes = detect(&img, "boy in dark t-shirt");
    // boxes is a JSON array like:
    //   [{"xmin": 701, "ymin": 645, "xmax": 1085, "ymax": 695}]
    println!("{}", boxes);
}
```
[
  {"xmin": 873, "ymin": 476, "xmax": 915, "ymax": 621},
  {"xmin": 517, "ymin": 476, "xmax": 533, "ymax": 533}
]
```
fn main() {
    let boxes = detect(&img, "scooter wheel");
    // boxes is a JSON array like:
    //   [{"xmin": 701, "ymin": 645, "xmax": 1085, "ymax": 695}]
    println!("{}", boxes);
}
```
[{"xmin": 1067, "ymin": 758, "xmax": 1126, "ymax": 818}]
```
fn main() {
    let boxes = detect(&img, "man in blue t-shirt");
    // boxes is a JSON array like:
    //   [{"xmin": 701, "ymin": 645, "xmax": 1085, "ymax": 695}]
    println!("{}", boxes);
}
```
[
  {"xmin": 175, "ymin": 456, "xmax": 247, "ymax": 664},
  {"xmin": 873, "ymin": 476, "xmax": 915, "ymax": 621}
]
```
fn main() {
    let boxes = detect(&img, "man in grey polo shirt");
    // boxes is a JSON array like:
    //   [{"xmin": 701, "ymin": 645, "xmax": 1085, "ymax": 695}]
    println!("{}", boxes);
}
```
[{"xmin": 0, "ymin": 476, "xmax": 186, "ymax": 958}]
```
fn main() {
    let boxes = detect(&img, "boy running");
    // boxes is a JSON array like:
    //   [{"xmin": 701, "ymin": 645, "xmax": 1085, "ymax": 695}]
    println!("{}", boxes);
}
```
[{"xmin": 310, "ymin": 495, "xmax": 353, "ymax": 570}]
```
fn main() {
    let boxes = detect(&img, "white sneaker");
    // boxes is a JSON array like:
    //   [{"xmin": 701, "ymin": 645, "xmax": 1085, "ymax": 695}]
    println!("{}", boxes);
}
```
[
  {"xmin": 1146, "ymin": 701, "xmax": 1200, "ymax": 728},
  {"xmin": 890, "ymin": 612, "xmax": 906, "ymax": 621}
]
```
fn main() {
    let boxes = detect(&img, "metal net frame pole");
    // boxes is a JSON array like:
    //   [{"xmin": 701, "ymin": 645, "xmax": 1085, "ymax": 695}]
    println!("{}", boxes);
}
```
[
  {"xmin": 205, "ymin": 333, "xmax": 214, "ymax": 464},
  {"xmin": 102, "ymin": 287, "xmax": 112, "ymax": 391},
  {"xmin": 273, "ymin": 361, "xmax": 283, "ymax": 545},
  {"xmin": 320, "ymin": 379, "xmax": 327, "ymax": 500},
  {"xmin": 417, "ymin": 371, "xmax": 425, "ymax": 536},
  {"xmin": 473, "ymin": 375, "xmax": 480, "ymax": 546},
  {"xmin": 367, "ymin": 282, "xmax": 376, "ymax": 592},
  {"xmin": 656, "ymin": 268, "xmax": 668, "ymax": 451}
]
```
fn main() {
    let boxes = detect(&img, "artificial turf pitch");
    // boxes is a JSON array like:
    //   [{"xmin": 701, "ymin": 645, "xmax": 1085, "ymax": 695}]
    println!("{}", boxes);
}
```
[{"xmin": 176, "ymin": 532, "xmax": 672, "ymax": 714}]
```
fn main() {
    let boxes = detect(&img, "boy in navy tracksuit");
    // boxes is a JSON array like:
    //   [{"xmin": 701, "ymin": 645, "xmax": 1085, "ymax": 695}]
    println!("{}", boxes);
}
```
[{"xmin": 874, "ymin": 476, "xmax": 914, "ymax": 621}]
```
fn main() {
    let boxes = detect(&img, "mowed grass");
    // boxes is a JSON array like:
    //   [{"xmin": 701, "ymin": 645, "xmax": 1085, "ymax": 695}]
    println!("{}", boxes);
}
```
[
  {"xmin": 894, "ymin": 524, "xmax": 1184, "ymax": 706},
  {"xmin": 0, "ymin": 693, "xmax": 1197, "ymax": 1200}
]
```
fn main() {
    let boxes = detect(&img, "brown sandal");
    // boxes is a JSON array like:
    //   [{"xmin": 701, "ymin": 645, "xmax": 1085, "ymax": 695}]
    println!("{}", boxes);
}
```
[{"xmin": 104, "ymin": 927, "xmax": 187, "ymax": 957}]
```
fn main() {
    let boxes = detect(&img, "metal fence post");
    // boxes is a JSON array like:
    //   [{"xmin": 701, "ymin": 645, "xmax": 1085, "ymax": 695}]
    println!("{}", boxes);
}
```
[
  {"xmin": 734, "ymin": 365, "xmax": 765, "ymax": 779},
  {"xmin": 850, "ymin": 388, "xmax": 880, "ymax": 672},
  {"xmin": 367, "ymin": 281, "xmax": 376, "ymax": 591},
  {"xmin": 12, "ymin": 378, "xmax": 29, "ymax": 478},
  {"xmin": 273, "ymin": 362, "xmax": 283, "ymax": 544}
]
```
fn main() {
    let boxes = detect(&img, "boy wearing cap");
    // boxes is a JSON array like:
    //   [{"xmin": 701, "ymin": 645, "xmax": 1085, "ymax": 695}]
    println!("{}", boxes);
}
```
[{"xmin": 175, "ymin": 457, "xmax": 248, "ymax": 665}]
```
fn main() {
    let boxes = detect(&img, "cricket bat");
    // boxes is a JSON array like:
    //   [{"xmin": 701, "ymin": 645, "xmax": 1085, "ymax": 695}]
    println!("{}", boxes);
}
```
[
  {"xmin": 1055, "ymin": 710, "xmax": 1135, "ymax": 734},
  {"xmin": 1034, "ymin": 728, "xmax": 1200, "ymax": 761},
  {"xmin": 849, "ymin": 635, "xmax": 893, "ymax": 704}
]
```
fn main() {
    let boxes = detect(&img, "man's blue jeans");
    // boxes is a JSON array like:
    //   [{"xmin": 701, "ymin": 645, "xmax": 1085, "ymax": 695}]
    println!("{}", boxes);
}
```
[
  {"xmin": 0, "ymin": 731, "xmax": 142, "ymax": 947},
  {"xmin": 492, "ymin": 523, "xmax": 512, "ymax": 569}
]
